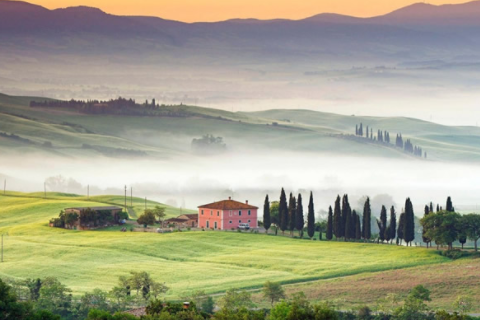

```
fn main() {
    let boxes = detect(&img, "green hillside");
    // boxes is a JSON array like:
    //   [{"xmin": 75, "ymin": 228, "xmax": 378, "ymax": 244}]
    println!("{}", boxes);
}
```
[
  {"xmin": 0, "ymin": 192, "xmax": 448, "ymax": 297},
  {"xmin": 1, "ymin": 93, "xmax": 479, "ymax": 162}
]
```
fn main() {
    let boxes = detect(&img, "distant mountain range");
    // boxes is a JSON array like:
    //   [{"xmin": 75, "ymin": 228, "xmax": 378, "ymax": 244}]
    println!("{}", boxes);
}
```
[{"xmin": 1, "ymin": 0, "xmax": 480, "ymax": 62}]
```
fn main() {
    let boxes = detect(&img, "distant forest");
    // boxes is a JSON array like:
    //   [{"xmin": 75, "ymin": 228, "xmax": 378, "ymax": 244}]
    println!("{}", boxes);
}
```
[
  {"xmin": 355, "ymin": 123, "xmax": 425, "ymax": 158},
  {"xmin": 30, "ymin": 98, "xmax": 229, "ymax": 120}
]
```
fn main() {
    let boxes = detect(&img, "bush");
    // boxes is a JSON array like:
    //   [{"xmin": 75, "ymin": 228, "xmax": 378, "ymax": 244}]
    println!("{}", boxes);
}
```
[{"xmin": 439, "ymin": 249, "xmax": 466, "ymax": 260}]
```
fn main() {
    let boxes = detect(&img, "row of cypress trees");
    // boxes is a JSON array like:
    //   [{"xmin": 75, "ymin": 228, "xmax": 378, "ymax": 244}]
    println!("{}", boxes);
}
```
[{"xmin": 263, "ymin": 190, "xmax": 417, "ymax": 246}]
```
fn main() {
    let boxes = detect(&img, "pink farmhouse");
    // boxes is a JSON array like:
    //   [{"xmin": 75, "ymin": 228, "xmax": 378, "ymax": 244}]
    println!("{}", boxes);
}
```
[{"xmin": 198, "ymin": 197, "xmax": 258, "ymax": 230}]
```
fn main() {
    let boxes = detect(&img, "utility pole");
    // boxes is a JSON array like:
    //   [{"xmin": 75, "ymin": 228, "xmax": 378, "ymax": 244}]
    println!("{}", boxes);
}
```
[{"xmin": 124, "ymin": 185, "xmax": 127, "ymax": 209}]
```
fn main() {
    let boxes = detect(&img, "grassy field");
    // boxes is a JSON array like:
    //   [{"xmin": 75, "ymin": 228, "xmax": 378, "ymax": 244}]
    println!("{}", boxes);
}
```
[
  {"xmin": 251, "ymin": 257, "xmax": 480, "ymax": 312},
  {"xmin": 1, "ymin": 93, "xmax": 480, "ymax": 162},
  {"xmin": 0, "ymin": 192, "xmax": 451, "ymax": 299}
]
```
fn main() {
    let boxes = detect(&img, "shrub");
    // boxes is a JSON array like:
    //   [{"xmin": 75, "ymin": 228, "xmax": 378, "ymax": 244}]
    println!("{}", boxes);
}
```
[{"xmin": 439, "ymin": 249, "xmax": 466, "ymax": 260}]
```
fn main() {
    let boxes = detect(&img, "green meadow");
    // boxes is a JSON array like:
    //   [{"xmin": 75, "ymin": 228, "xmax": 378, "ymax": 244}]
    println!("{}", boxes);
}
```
[{"xmin": 0, "ymin": 192, "xmax": 449, "ymax": 298}]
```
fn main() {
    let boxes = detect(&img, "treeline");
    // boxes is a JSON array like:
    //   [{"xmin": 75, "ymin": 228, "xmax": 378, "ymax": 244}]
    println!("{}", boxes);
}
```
[
  {"xmin": 355, "ymin": 123, "xmax": 425, "ymax": 158},
  {"xmin": 50, "ymin": 209, "xmax": 128, "ymax": 229},
  {"xmin": 262, "ymin": 190, "xmax": 417, "ymax": 246},
  {"xmin": 421, "ymin": 197, "xmax": 480, "ymax": 251},
  {"xmin": 2, "ymin": 276, "xmax": 478, "ymax": 320}
]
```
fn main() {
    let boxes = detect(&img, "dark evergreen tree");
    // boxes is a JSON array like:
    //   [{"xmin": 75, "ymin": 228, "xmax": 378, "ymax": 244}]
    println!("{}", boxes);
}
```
[
  {"xmin": 397, "ymin": 212, "xmax": 406, "ymax": 245},
  {"xmin": 288, "ymin": 194, "xmax": 296, "ymax": 236},
  {"xmin": 404, "ymin": 198, "xmax": 415, "ymax": 246},
  {"xmin": 388, "ymin": 206, "xmax": 397, "ymax": 244},
  {"xmin": 436, "ymin": 204, "xmax": 440, "ymax": 212},
  {"xmin": 279, "ymin": 188, "xmax": 288, "ymax": 235},
  {"xmin": 326, "ymin": 206, "xmax": 333, "ymax": 240},
  {"xmin": 342, "ymin": 195, "xmax": 352, "ymax": 240},
  {"xmin": 307, "ymin": 192, "xmax": 315, "ymax": 239},
  {"xmin": 295, "ymin": 194, "xmax": 304, "ymax": 237},
  {"xmin": 422, "ymin": 205, "xmax": 431, "ymax": 247},
  {"xmin": 333, "ymin": 195, "xmax": 342, "ymax": 240},
  {"xmin": 429, "ymin": 202, "xmax": 434, "ymax": 213},
  {"xmin": 446, "ymin": 196, "xmax": 454, "ymax": 212},
  {"xmin": 355, "ymin": 124, "xmax": 358, "ymax": 135},
  {"xmin": 352, "ymin": 210, "xmax": 357, "ymax": 240},
  {"xmin": 355, "ymin": 213, "xmax": 362, "ymax": 240},
  {"xmin": 359, "ymin": 123, "xmax": 363, "ymax": 136},
  {"xmin": 377, "ymin": 205, "xmax": 387, "ymax": 243},
  {"xmin": 263, "ymin": 195, "xmax": 271, "ymax": 234},
  {"xmin": 362, "ymin": 197, "xmax": 372, "ymax": 241},
  {"xmin": 366, "ymin": 126, "xmax": 369, "ymax": 138}
]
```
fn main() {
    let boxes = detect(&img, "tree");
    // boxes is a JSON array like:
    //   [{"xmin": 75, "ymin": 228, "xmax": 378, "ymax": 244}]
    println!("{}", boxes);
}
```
[
  {"xmin": 403, "ymin": 198, "xmax": 415, "ymax": 246},
  {"xmin": 388, "ymin": 206, "xmax": 397, "ymax": 244},
  {"xmin": 217, "ymin": 289, "xmax": 254, "ymax": 311},
  {"xmin": 270, "ymin": 201, "xmax": 280, "ymax": 235},
  {"xmin": 333, "ymin": 195, "xmax": 342, "ymax": 240},
  {"xmin": 343, "ymin": 195, "xmax": 353, "ymax": 241},
  {"xmin": 36, "ymin": 277, "xmax": 73, "ymax": 318},
  {"xmin": 295, "ymin": 194, "xmax": 304, "ymax": 237},
  {"xmin": 326, "ymin": 206, "xmax": 333, "ymax": 240},
  {"xmin": 77, "ymin": 289, "xmax": 111, "ymax": 319},
  {"xmin": 463, "ymin": 213, "xmax": 480, "ymax": 251},
  {"xmin": 262, "ymin": 281, "xmax": 286, "ymax": 306},
  {"xmin": 307, "ymin": 192, "xmax": 315, "ymax": 239},
  {"xmin": 393, "ymin": 285, "xmax": 431, "ymax": 320},
  {"xmin": 263, "ymin": 195, "xmax": 271, "ymax": 234},
  {"xmin": 397, "ymin": 212, "xmax": 405, "ymax": 245},
  {"xmin": 24, "ymin": 278, "xmax": 42, "ymax": 301},
  {"xmin": 377, "ymin": 205, "xmax": 387, "ymax": 243},
  {"xmin": 421, "ymin": 210, "xmax": 462, "ymax": 250},
  {"xmin": 446, "ymin": 196, "xmax": 454, "ymax": 212},
  {"xmin": 279, "ymin": 189, "xmax": 288, "ymax": 235},
  {"xmin": 151, "ymin": 206, "xmax": 166, "ymax": 223},
  {"xmin": 422, "ymin": 205, "xmax": 431, "ymax": 247},
  {"xmin": 355, "ymin": 213, "xmax": 362, "ymax": 240},
  {"xmin": 0, "ymin": 278, "xmax": 30, "ymax": 320},
  {"xmin": 288, "ymin": 194, "xmax": 296, "ymax": 236},
  {"xmin": 362, "ymin": 197, "xmax": 371, "ymax": 242},
  {"xmin": 137, "ymin": 211, "xmax": 156, "ymax": 227}
]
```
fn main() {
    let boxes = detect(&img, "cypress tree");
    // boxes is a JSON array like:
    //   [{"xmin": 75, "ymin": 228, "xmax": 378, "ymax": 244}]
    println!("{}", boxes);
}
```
[
  {"xmin": 295, "ymin": 194, "xmax": 304, "ymax": 237},
  {"xmin": 446, "ymin": 196, "xmax": 454, "ymax": 212},
  {"xmin": 326, "ymin": 206, "xmax": 333, "ymax": 240},
  {"xmin": 342, "ymin": 195, "xmax": 352, "ymax": 241},
  {"xmin": 388, "ymin": 206, "xmax": 396, "ymax": 244},
  {"xmin": 355, "ymin": 124, "xmax": 358, "ymax": 135},
  {"xmin": 263, "ymin": 195, "xmax": 271, "ymax": 234},
  {"xmin": 307, "ymin": 192, "xmax": 315, "ymax": 239},
  {"xmin": 429, "ymin": 202, "xmax": 433, "ymax": 213},
  {"xmin": 436, "ymin": 204, "xmax": 440, "ymax": 212},
  {"xmin": 422, "ymin": 204, "xmax": 431, "ymax": 247},
  {"xmin": 404, "ymin": 198, "xmax": 415, "ymax": 246},
  {"xmin": 352, "ymin": 210, "xmax": 357, "ymax": 240},
  {"xmin": 355, "ymin": 213, "xmax": 362, "ymax": 240},
  {"xmin": 378, "ymin": 205, "xmax": 387, "ymax": 243},
  {"xmin": 288, "ymin": 194, "xmax": 296, "ymax": 237},
  {"xmin": 359, "ymin": 123, "xmax": 363, "ymax": 136},
  {"xmin": 397, "ymin": 212, "xmax": 405, "ymax": 245},
  {"xmin": 333, "ymin": 195, "xmax": 342, "ymax": 240},
  {"xmin": 279, "ymin": 188, "xmax": 288, "ymax": 235},
  {"xmin": 362, "ymin": 197, "xmax": 372, "ymax": 242}
]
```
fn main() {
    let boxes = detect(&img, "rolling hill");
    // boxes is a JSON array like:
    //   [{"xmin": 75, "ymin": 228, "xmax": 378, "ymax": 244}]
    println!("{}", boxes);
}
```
[{"xmin": 1, "ymin": 93, "xmax": 480, "ymax": 163}]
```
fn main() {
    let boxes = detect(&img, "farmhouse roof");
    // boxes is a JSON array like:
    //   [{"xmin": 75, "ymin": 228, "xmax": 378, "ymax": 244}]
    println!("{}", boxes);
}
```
[
  {"xmin": 198, "ymin": 198, "xmax": 258, "ymax": 210},
  {"xmin": 178, "ymin": 214, "xmax": 198, "ymax": 220},
  {"xmin": 65, "ymin": 206, "xmax": 123, "ymax": 211}
]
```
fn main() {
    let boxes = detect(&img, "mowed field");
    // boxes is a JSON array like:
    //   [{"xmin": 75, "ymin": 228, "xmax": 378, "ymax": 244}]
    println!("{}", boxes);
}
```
[{"xmin": 0, "ymin": 192, "xmax": 451, "ymax": 299}]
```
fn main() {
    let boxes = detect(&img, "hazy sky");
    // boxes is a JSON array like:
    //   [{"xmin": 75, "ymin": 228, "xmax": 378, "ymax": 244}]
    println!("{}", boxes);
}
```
[{"xmin": 26, "ymin": 0, "xmax": 470, "ymax": 22}]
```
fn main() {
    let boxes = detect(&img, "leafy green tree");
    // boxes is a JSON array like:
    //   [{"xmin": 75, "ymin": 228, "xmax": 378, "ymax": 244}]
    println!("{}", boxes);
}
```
[
  {"xmin": 307, "ymin": 192, "xmax": 315, "ymax": 239},
  {"xmin": 453, "ymin": 295, "xmax": 473, "ymax": 316},
  {"xmin": 463, "ymin": 213, "xmax": 480, "ymax": 251},
  {"xmin": 403, "ymin": 198, "xmax": 415, "ymax": 246},
  {"xmin": 0, "ymin": 278, "xmax": 31, "ymax": 320},
  {"xmin": 262, "ymin": 281, "xmax": 286, "ymax": 306},
  {"xmin": 77, "ymin": 289, "xmax": 111, "ymax": 319},
  {"xmin": 24, "ymin": 278, "xmax": 42, "ymax": 302},
  {"xmin": 326, "ymin": 206, "xmax": 333, "ymax": 240},
  {"xmin": 137, "ymin": 211, "xmax": 156, "ymax": 227},
  {"xmin": 36, "ymin": 277, "xmax": 73, "ymax": 319},
  {"xmin": 270, "ymin": 201, "xmax": 280, "ymax": 235},
  {"xmin": 392, "ymin": 285, "xmax": 431, "ymax": 320},
  {"xmin": 279, "ymin": 189, "xmax": 288, "ymax": 235},
  {"xmin": 217, "ymin": 289, "xmax": 255, "ymax": 311},
  {"xmin": 152, "ymin": 206, "xmax": 166, "ymax": 223},
  {"xmin": 421, "ymin": 211, "xmax": 462, "ymax": 250},
  {"xmin": 422, "ymin": 205, "xmax": 431, "ymax": 247},
  {"xmin": 263, "ymin": 195, "xmax": 271, "ymax": 234},
  {"xmin": 362, "ymin": 197, "xmax": 372, "ymax": 242},
  {"xmin": 295, "ymin": 194, "xmax": 304, "ymax": 237}
]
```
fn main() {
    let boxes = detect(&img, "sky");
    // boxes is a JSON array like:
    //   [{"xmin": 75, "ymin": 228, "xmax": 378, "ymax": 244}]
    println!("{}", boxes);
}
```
[{"xmin": 25, "ymin": 0, "xmax": 470, "ymax": 22}]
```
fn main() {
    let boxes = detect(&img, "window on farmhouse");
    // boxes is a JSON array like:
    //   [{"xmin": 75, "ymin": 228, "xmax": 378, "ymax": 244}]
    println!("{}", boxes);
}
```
[
  {"xmin": 248, "ymin": 220, "xmax": 251, "ymax": 223},
  {"xmin": 210, "ymin": 210, "xmax": 213, "ymax": 216},
  {"xmin": 239, "ymin": 211, "xmax": 242, "ymax": 216},
  {"xmin": 239, "ymin": 220, "xmax": 242, "ymax": 223},
  {"xmin": 201, "ymin": 210, "xmax": 204, "ymax": 215},
  {"xmin": 217, "ymin": 211, "xmax": 220, "ymax": 216},
  {"xmin": 229, "ymin": 221, "xmax": 232, "ymax": 224},
  {"xmin": 248, "ymin": 210, "xmax": 251, "ymax": 215}
]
